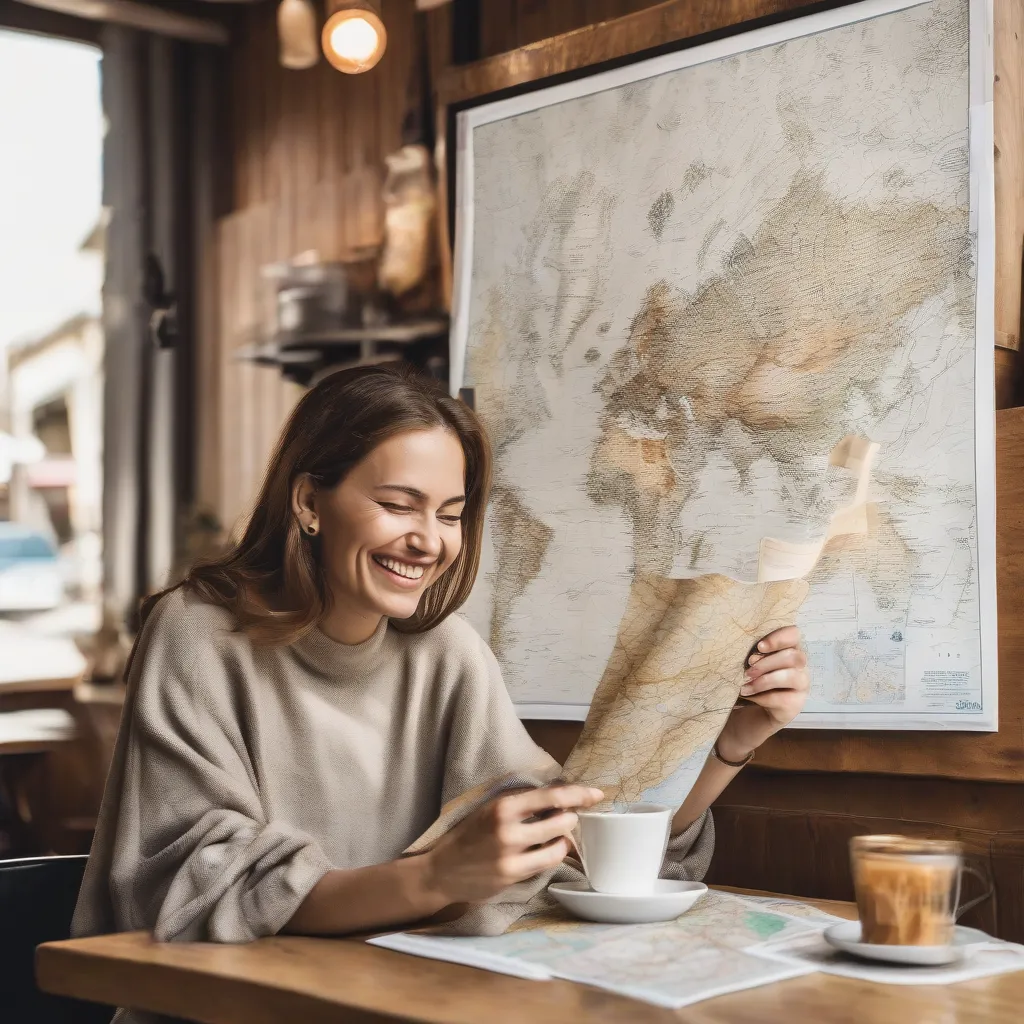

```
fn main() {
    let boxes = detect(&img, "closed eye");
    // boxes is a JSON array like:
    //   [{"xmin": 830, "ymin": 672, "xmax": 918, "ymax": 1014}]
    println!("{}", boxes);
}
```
[{"xmin": 381, "ymin": 502, "xmax": 461, "ymax": 524}]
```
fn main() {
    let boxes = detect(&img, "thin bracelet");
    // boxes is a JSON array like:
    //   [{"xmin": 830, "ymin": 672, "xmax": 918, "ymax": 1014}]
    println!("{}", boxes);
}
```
[{"xmin": 712, "ymin": 742, "xmax": 755, "ymax": 769}]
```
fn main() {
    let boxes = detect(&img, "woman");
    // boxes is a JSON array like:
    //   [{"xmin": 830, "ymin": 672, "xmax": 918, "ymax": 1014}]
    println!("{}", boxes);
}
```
[{"xmin": 73, "ymin": 364, "xmax": 809, "ymax": 949}]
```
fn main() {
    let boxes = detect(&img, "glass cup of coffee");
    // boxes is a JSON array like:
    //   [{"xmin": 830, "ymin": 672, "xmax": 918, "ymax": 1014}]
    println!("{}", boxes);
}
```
[{"xmin": 850, "ymin": 834, "xmax": 990, "ymax": 946}]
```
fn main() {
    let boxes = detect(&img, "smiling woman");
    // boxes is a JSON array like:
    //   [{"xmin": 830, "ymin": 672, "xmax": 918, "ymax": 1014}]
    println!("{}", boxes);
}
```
[
  {"xmin": 70, "ymin": 365, "xmax": 790, "ymax": 1021},
  {"xmin": 69, "ymin": 366, "xmax": 632, "ymax": 990}
]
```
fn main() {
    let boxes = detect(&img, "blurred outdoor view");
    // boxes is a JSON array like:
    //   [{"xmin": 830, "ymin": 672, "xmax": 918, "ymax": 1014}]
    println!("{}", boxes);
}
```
[{"xmin": 0, "ymin": 30, "xmax": 104, "ymax": 685}]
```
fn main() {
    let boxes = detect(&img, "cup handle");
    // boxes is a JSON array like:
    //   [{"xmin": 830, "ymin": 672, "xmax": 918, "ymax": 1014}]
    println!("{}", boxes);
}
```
[
  {"xmin": 956, "ymin": 861, "xmax": 994, "ymax": 920},
  {"xmin": 568, "ymin": 827, "xmax": 588, "ymax": 876}
]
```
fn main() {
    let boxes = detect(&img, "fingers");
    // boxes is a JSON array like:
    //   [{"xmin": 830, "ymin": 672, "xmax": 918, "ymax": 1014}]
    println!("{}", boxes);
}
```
[
  {"xmin": 506, "ymin": 836, "xmax": 572, "ymax": 881},
  {"xmin": 750, "ymin": 625, "xmax": 801, "ymax": 661},
  {"xmin": 741, "ymin": 668, "xmax": 803, "ymax": 696},
  {"xmin": 490, "ymin": 785, "xmax": 599, "ymax": 860},
  {"xmin": 509, "ymin": 809, "xmax": 580, "ymax": 851},
  {"xmin": 737, "ymin": 627, "xmax": 811, "ymax": 733},
  {"xmin": 498, "ymin": 784, "xmax": 603, "ymax": 820},
  {"xmin": 742, "ymin": 644, "xmax": 809, "ymax": 698},
  {"xmin": 744, "ymin": 647, "xmax": 806, "ymax": 683}
]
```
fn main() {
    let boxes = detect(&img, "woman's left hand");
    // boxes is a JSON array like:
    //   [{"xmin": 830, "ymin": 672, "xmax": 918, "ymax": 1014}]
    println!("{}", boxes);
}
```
[{"xmin": 715, "ymin": 625, "xmax": 810, "ymax": 763}]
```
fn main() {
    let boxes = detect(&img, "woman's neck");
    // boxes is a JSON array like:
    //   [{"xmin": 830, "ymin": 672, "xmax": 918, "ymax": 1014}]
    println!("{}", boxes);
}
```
[{"xmin": 318, "ymin": 602, "xmax": 384, "ymax": 645}]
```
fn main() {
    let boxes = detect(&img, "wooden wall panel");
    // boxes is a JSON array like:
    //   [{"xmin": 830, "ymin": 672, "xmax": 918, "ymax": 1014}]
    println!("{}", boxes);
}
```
[
  {"xmin": 994, "ymin": 0, "xmax": 1024, "ymax": 405},
  {"xmin": 228, "ymin": 0, "xmax": 421, "ymax": 224},
  {"xmin": 203, "ymin": 1, "xmax": 425, "ymax": 533},
  {"xmin": 480, "ymin": 0, "xmax": 520, "ymax": 59},
  {"xmin": 994, "ymin": 0, "xmax": 1024, "ymax": 355},
  {"xmin": 705, "ymin": 805, "xmax": 1024, "ymax": 940},
  {"xmin": 704, "ymin": 764, "xmax": 1024, "ymax": 941}
]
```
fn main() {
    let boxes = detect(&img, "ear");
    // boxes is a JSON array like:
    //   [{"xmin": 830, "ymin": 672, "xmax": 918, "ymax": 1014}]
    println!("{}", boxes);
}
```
[{"xmin": 291, "ymin": 474, "xmax": 318, "ymax": 519}]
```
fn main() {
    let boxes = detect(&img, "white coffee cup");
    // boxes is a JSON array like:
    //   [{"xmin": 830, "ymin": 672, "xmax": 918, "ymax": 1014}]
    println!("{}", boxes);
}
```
[{"xmin": 576, "ymin": 803, "xmax": 672, "ymax": 895}]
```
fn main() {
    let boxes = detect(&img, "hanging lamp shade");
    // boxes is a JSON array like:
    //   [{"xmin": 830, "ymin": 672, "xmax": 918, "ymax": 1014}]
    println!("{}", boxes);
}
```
[
  {"xmin": 277, "ymin": 0, "xmax": 319, "ymax": 69},
  {"xmin": 322, "ymin": 0, "xmax": 387, "ymax": 74}
]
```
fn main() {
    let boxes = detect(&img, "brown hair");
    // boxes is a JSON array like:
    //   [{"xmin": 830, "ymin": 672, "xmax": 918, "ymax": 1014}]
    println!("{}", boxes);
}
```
[{"xmin": 143, "ymin": 364, "xmax": 491, "ymax": 645}]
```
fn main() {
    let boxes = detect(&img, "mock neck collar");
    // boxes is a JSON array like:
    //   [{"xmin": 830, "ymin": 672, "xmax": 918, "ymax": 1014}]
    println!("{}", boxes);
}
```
[{"xmin": 291, "ymin": 615, "xmax": 391, "ymax": 676}]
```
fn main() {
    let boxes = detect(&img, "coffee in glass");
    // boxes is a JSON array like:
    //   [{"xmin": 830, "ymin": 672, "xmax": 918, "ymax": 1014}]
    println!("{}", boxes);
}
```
[{"xmin": 850, "ymin": 835, "xmax": 962, "ymax": 946}]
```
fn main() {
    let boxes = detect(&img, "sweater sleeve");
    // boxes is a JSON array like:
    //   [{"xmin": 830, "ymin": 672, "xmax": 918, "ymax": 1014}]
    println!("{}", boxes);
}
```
[
  {"xmin": 72, "ymin": 595, "xmax": 333, "ymax": 943},
  {"xmin": 437, "ymin": 622, "xmax": 562, "ymax": 808},
  {"xmin": 662, "ymin": 810, "xmax": 715, "ymax": 880}
]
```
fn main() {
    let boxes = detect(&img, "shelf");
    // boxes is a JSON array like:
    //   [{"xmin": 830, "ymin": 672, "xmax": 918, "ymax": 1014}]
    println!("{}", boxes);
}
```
[
  {"xmin": 234, "ymin": 317, "xmax": 450, "ymax": 385},
  {"xmin": 273, "ymin": 318, "xmax": 449, "ymax": 347}
]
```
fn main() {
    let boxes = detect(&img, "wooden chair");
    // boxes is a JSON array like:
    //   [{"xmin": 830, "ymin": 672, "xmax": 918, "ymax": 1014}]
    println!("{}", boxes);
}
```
[{"xmin": 0, "ymin": 854, "xmax": 113, "ymax": 1023}]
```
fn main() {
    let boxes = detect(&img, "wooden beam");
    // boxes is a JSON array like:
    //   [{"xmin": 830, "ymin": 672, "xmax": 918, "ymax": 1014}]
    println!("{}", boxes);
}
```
[
  {"xmin": 438, "ymin": 0, "xmax": 817, "ymax": 105},
  {"xmin": 0, "ymin": 0, "xmax": 101, "ymax": 42},
  {"xmin": 11, "ymin": 0, "xmax": 230, "ymax": 45}
]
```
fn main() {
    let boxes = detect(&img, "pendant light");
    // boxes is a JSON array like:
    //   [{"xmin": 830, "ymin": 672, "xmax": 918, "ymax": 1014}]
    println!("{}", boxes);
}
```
[
  {"xmin": 322, "ymin": 0, "xmax": 387, "ymax": 74},
  {"xmin": 277, "ymin": 0, "xmax": 319, "ymax": 69}
]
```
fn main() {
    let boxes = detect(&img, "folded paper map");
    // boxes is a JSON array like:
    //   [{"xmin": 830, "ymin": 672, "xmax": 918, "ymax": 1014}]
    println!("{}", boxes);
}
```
[{"xmin": 562, "ymin": 435, "xmax": 878, "ymax": 809}]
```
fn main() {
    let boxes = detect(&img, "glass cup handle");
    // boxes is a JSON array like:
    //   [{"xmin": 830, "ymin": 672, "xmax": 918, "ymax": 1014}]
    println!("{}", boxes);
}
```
[{"xmin": 956, "ymin": 862, "xmax": 993, "ymax": 920}]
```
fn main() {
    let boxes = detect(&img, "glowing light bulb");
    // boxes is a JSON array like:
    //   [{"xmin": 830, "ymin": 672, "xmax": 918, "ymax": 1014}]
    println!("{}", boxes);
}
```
[
  {"xmin": 322, "ymin": 4, "xmax": 387, "ymax": 74},
  {"xmin": 329, "ymin": 17, "xmax": 379, "ymax": 63}
]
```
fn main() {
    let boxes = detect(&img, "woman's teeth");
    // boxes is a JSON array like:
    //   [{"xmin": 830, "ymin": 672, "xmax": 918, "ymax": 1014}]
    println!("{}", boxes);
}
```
[{"xmin": 374, "ymin": 555, "xmax": 425, "ymax": 580}]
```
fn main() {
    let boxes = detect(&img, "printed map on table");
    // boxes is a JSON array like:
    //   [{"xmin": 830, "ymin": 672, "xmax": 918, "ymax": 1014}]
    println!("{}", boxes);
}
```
[
  {"xmin": 450, "ymin": 0, "xmax": 997, "ymax": 731},
  {"xmin": 370, "ymin": 890, "xmax": 845, "ymax": 1009}
]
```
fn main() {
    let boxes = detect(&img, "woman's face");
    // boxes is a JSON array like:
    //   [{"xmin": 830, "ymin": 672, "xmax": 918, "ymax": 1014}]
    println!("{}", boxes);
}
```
[{"xmin": 297, "ymin": 426, "xmax": 467, "ymax": 637}]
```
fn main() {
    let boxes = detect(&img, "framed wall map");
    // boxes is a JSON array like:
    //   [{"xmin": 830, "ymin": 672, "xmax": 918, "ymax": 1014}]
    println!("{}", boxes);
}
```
[{"xmin": 447, "ymin": 0, "xmax": 998, "ymax": 730}]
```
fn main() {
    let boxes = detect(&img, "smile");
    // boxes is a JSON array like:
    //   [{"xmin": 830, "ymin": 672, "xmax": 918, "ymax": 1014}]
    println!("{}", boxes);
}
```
[{"xmin": 372, "ymin": 555, "xmax": 428, "ymax": 581}]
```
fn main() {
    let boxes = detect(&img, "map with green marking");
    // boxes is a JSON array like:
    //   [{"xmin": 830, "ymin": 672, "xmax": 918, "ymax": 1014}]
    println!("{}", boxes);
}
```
[{"xmin": 371, "ymin": 890, "xmax": 845, "ymax": 1009}]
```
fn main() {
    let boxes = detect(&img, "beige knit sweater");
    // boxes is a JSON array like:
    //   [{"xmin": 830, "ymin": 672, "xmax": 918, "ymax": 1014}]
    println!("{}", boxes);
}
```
[{"xmin": 73, "ymin": 587, "xmax": 712, "ymax": 1018}]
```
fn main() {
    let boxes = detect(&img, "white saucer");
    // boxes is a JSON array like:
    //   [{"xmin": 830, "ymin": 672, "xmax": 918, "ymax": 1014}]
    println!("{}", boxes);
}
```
[
  {"xmin": 547, "ymin": 880, "xmax": 707, "ymax": 924},
  {"xmin": 824, "ymin": 921, "xmax": 995, "ymax": 966}
]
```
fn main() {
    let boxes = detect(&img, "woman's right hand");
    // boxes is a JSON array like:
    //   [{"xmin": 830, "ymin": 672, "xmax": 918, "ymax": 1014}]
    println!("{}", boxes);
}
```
[{"xmin": 423, "ymin": 784, "xmax": 603, "ymax": 905}]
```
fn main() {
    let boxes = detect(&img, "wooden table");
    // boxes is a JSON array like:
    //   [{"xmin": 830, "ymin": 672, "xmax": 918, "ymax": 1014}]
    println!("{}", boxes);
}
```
[
  {"xmin": 0, "ymin": 709, "xmax": 77, "ymax": 853},
  {"xmin": 0, "ymin": 630, "xmax": 86, "ymax": 687},
  {"xmin": 35, "ymin": 890, "xmax": 1024, "ymax": 1023},
  {"xmin": 0, "ymin": 630, "xmax": 87, "ymax": 715},
  {"xmin": 0, "ymin": 627, "xmax": 91, "ymax": 853}
]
